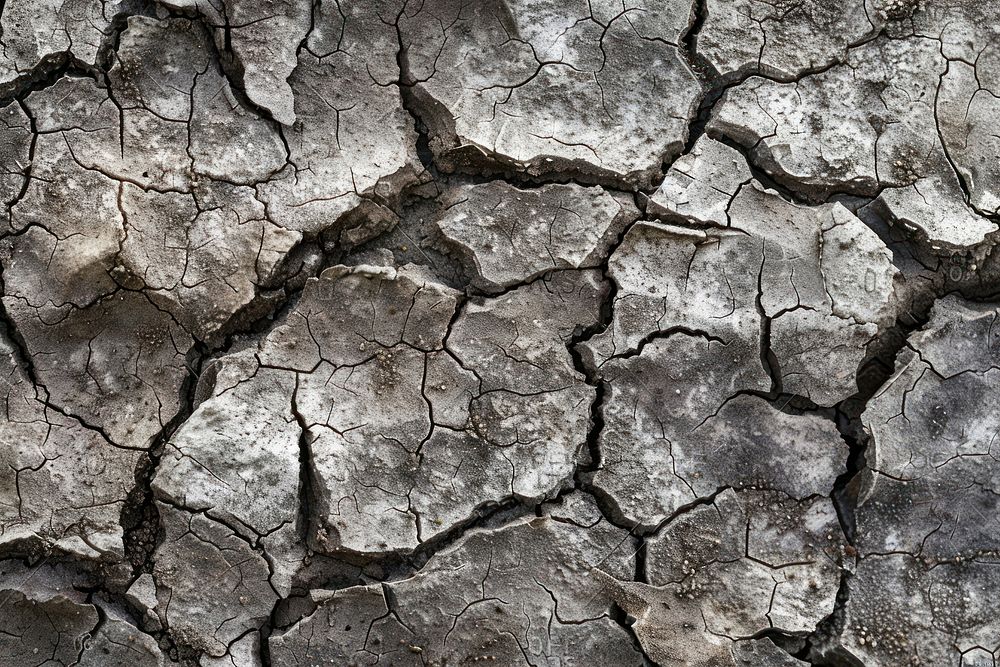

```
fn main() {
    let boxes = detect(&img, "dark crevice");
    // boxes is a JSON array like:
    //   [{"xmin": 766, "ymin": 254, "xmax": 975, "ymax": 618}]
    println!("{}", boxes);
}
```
[
  {"xmin": 611, "ymin": 600, "xmax": 660, "ymax": 667},
  {"xmin": 394, "ymin": 17, "xmax": 436, "ymax": 178},
  {"xmin": 793, "ymin": 575, "xmax": 865, "ymax": 667},
  {"xmin": 603, "ymin": 325, "xmax": 728, "ymax": 365},
  {"xmin": 289, "ymin": 378, "xmax": 315, "ymax": 555},
  {"xmin": 712, "ymin": 133, "xmax": 825, "ymax": 207},
  {"xmin": 157, "ymin": 0, "xmax": 284, "ymax": 128},
  {"xmin": 120, "ymin": 341, "xmax": 208, "ymax": 577},
  {"xmin": 297, "ymin": 499, "xmax": 534, "ymax": 592},
  {"xmin": 259, "ymin": 380, "xmax": 310, "ymax": 663},
  {"xmin": 793, "ymin": 281, "xmax": 936, "ymax": 664},
  {"xmin": 562, "ymin": 209, "xmax": 644, "ymax": 534},
  {"xmin": 0, "ymin": 53, "xmax": 95, "ymax": 108},
  {"xmin": 674, "ymin": 0, "xmax": 717, "ymax": 161},
  {"xmin": 0, "ymin": 2, "xmax": 159, "ymax": 110}
]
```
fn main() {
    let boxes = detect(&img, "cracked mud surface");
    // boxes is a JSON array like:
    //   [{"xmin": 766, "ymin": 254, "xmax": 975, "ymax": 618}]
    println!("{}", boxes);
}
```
[{"xmin": 1, "ymin": 1, "xmax": 1000, "ymax": 665}]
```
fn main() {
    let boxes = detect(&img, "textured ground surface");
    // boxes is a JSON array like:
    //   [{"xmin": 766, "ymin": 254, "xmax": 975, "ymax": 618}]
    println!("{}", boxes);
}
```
[{"xmin": 0, "ymin": 1, "xmax": 999, "ymax": 665}]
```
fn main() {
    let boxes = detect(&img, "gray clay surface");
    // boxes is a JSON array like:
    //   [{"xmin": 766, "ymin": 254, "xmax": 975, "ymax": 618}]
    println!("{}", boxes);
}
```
[{"xmin": 1, "ymin": 1, "xmax": 999, "ymax": 665}]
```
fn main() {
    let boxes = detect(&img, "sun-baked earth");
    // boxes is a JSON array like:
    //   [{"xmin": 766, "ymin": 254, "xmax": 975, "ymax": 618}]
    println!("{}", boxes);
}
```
[{"xmin": 1, "ymin": 1, "xmax": 999, "ymax": 665}]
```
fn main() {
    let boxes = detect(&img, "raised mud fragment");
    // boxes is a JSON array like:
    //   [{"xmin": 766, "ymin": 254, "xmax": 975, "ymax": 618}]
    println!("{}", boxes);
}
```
[
  {"xmin": 255, "ymin": 0, "xmax": 422, "ymax": 234},
  {"xmin": 5, "ymin": 11, "xmax": 413, "ymax": 345},
  {"xmin": 118, "ymin": 183, "xmax": 300, "ymax": 342},
  {"xmin": 162, "ymin": 0, "xmax": 312, "ymax": 126},
  {"xmin": 0, "ymin": 587, "xmax": 99, "ymax": 665},
  {"xmin": 593, "ymin": 333, "xmax": 846, "ymax": 527},
  {"xmin": 603, "ymin": 489, "xmax": 843, "ymax": 665},
  {"xmin": 100, "ymin": 16, "xmax": 287, "ymax": 191},
  {"xmin": 3, "ymin": 291, "xmax": 192, "ymax": 451},
  {"xmin": 580, "ymin": 221, "xmax": 763, "ymax": 367},
  {"xmin": 0, "ymin": 331, "xmax": 141, "ymax": 560},
  {"xmin": 272, "ymin": 502, "xmax": 641, "ymax": 666},
  {"xmin": 0, "ymin": 0, "xmax": 120, "ymax": 86},
  {"xmin": 4, "ymin": 85, "xmax": 125, "ymax": 318},
  {"xmin": 268, "ymin": 585, "xmax": 415, "ymax": 667},
  {"xmin": 432, "ymin": 181, "xmax": 635, "ymax": 291},
  {"xmin": 860, "ymin": 296, "xmax": 1000, "ymax": 560},
  {"xmin": 918, "ymin": 1, "xmax": 1000, "ymax": 219},
  {"xmin": 644, "ymin": 490, "xmax": 842, "ymax": 637},
  {"xmin": 851, "ymin": 295, "xmax": 1000, "ymax": 665},
  {"xmin": 398, "ymin": 0, "xmax": 702, "ymax": 186},
  {"xmin": 0, "ymin": 569, "xmax": 166, "ymax": 667},
  {"xmin": 172, "ymin": 265, "xmax": 604, "ymax": 560},
  {"xmin": 4, "ymin": 18, "xmax": 291, "ymax": 344},
  {"xmin": 710, "ymin": 29, "xmax": 1000, "ymax": 247},
  {"xmin": 697, "ymin": 0, "xmax": 878, "ymax": 80},
  {"xmin": 152, "ymin": 350, "xmax": 304, "ymax": 604},
  {"xmin": 0, "ymin": 103, "xmax": 31, "ymax": 228},
  {"xmin": 647, "ymin": 136, "xmax": 752, "ymax": 226},
  {"xmin": 153, "ymin": 508, "xmax": 279, "ymax": 657},
  {"xmin": 845, "ymin": 555, "xmax": 1000, "ymax": 667},
  {"xmin": 583, "ymin": 182, "xmax": 899, "ymax": 406},
  {"xmin": 301, "ymin": 268, "xmax": 602, "ymax": 554},
  {"xmin": 199, "ymin": 634, "xmax": 261, "ymax": 667},
  {"xmin": 78, "ymin": 606, "xmax": 168, "ymax": 667}
]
